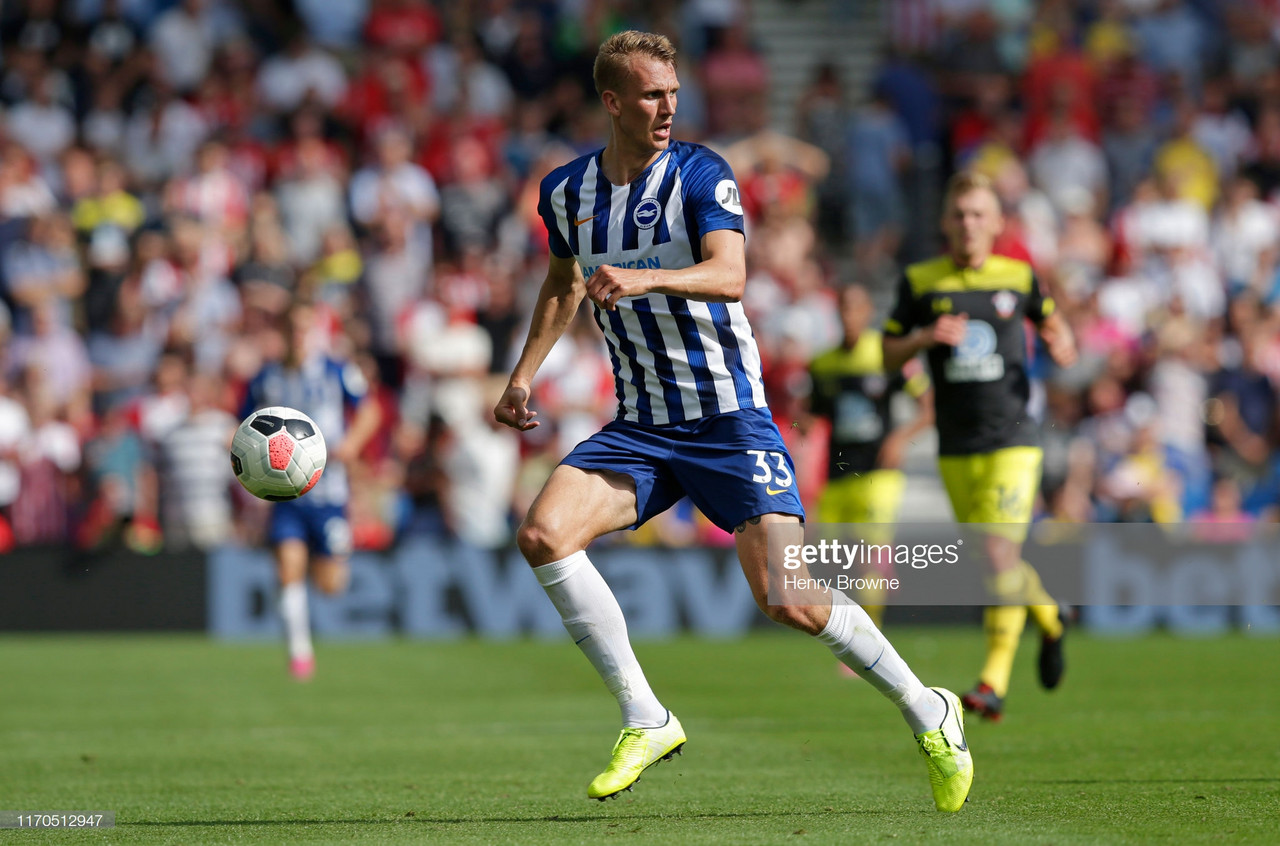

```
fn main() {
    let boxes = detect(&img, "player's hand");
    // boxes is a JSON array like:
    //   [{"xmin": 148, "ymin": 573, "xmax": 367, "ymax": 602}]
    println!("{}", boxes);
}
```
[
  {"xmin": 876, "ymin": 429, "xmax": 910, "ymax": 470},
  {"xmin": 494, "ymin": 384, "xmax": 540, "ymax": 431},
  {"xmin": 928, "ymin": 313, "xmax": 969, "ymax": 347},
  {"xmin": 586, "ymin": 265, "xmax": 648, "ymax": 311},
  {"xmin": 1041, "ymin": 320, "xmax": 1078, "ymax": 368}
]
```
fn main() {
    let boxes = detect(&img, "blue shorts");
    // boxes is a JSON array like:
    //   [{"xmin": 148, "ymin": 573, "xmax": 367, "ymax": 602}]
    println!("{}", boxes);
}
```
[
  {"xmin": 268, "ymin": 501, "xmax": 353, "ymax": 558},
  {"xmin": 561, "ymin": 407, "xmax": 805, "ymax": 533}
]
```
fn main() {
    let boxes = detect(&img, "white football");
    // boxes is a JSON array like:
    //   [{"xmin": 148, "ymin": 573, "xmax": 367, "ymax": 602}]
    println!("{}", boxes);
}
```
[{"xmin": 230, "ymin": 406, "xmax": 327, "ymax": 501}]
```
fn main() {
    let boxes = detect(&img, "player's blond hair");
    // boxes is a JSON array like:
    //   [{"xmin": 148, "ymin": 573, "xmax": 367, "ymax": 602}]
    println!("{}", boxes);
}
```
[
  {"xmin": 944, "ymin": 171, "xmax": 999, "ymax": 209},
  {"xmin": 593, "ymin": 31, "xmax": 677, "ymax": 97}
]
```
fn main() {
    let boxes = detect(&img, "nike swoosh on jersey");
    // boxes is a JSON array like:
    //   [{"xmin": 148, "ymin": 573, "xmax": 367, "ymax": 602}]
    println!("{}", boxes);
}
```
[
  {"xmin": 574, "ymin": 215, "xmax": 597, "ymax": 226},
  {"xmin": 765, "ymin": 487, "xmax": 788, "ymax": 495}
]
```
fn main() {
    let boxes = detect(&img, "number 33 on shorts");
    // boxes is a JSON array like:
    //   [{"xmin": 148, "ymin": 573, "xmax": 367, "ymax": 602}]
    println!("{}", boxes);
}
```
[{"xmin": 747, "ymin": 449, "xmax": 793, "ymax": 494}]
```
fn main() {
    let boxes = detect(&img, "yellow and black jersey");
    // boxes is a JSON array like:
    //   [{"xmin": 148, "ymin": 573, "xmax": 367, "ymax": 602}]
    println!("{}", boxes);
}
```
[
  {"xmin": 883, "ymin": 255, "xmax": 1053, "ymax": 456},
  {"xmin": 809, "ymin": 329, "xmax": 929, "ymax": 479}
]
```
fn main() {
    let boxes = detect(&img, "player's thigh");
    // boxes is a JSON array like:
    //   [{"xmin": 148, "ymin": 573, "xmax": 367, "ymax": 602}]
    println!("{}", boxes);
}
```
[
  {"xmin": 853, "ymin": 470, "xmax": 906, "ymax": 548},
  {"xmin": 519, "ymin": 464, "xmax": 642, "ymax": 563},
  {"xmin": 858, "ymin": 469, "xmax": 907, "ymax": 525},
  {"xmin": 817, "ymin": 476, "xmax": 860, "ymax": 523},
  {"xmin": 270, "ymin": 503, "xmax": 309, "ymax": 584},
  {"xmin": 673, "ymin": 409, "xmax": 805, "ymax": 533},
  {"xmin": 971, "ymin": 446, "xmax": 1042, "ymax": 525},
  {"xmin": 962, "ymin": 447, "xmax": 1042, "ymax": 556},
  {"xmin": 274, "ymin": 538, "xmax": 309, "ymax": 585},
  {"xmin": 938, "ymin": 454, "xmax": 979, "ymax": 522},
  {"xmin": 300, "ymin": 505, "xmax": 353, "ymax": 557}
]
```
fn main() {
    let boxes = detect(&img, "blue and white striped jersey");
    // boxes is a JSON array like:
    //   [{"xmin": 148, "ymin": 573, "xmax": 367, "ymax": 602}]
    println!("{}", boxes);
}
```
[
  {"xmin": 538, "ymin": 140, "xmax": 767, "ymax": 426},
  {"xmin": 241, "ymin": 356, "xmax": 367, "ymax": 506}
]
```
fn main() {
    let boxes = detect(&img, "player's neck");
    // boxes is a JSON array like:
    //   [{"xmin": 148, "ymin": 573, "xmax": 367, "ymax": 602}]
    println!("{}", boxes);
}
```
[
  {"xmin": 601, "ymin": 140, "xmax": 664, "ymax": 186},
  {"xmin": 950, "ymin": 250, "xmax": 990, "ymax": 270}
]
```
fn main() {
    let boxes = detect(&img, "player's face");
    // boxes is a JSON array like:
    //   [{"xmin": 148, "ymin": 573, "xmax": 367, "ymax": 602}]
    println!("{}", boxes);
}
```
[
  {"xmin": 942, "ymin": 188, "xmax": 1003, "ymax": 264},
  {"xmin": 609, "ymin": 56, "xmax": 679, "ymax": 155},
  {"xmin": 285, "ymin": 307, "xmax": 316, "ymax": 361},
  {"xmin": 840, "ymin": 287, "xmax": 873, "ymax": 339}
]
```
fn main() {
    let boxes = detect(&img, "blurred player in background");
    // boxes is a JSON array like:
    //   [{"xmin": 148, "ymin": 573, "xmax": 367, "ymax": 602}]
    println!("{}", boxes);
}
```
[
  {"xmin": 242, "ymin": 302, "xmax": 381, "ymax": 679},
  {"xmin": 806, "ymin": 283, "xmax": 933, "ymax": 628},
  {"xmin": 882, "ymin": 171, "xmax": 1078, "ymax": 721},
  {"xmin": 495, "ymin": 31, "xmax": 972, "ymax": 812}
]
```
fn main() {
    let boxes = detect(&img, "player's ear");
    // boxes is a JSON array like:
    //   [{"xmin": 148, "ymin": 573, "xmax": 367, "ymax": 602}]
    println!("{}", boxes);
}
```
[{"xmin": 602, "ymin": 90, "xmax": 622, "ymax": 117}]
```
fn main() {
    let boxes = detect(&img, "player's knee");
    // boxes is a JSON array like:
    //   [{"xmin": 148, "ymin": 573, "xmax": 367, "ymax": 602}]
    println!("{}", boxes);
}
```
[
  {"xmin": 748, "ymin": 588, "xmax": 812, "ymax": 631},
  {"xmin": 314, "ymin": 565, "xmax": 348, "ymax": 595},
  {"xmin": 516, "ymin": 517, "xmax": 573, "ymax": 566},
  {"xmin": 760, "ymin": 601, "xmax": 807, "ymax": 630}
]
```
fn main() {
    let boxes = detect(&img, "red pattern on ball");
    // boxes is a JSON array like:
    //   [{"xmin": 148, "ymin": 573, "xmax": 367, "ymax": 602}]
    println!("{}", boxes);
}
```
[
  {"xmin": 267, "ymin": 432, "xmax": 295, "ymax": 470},
  {"xmin": 300, "ymin": 468, "xmax": 323, "ymax": 496}
]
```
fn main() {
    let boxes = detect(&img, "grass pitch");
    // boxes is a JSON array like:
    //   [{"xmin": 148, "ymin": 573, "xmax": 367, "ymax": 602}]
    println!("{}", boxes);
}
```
[{"xmin": 1, "ymin": 630, "xmax": 1276, "ymax": 844}]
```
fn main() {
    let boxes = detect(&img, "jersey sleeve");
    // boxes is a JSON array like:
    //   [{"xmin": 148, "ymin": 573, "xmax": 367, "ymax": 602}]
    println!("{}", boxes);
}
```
[
  {"xmin": 882, "ymin": 273, "xmax": 917, "ymax": 338},
  {"xmin": 1025, "ymin": 269, "xmax": 1055, "ymax": 324},
  {"xmin": 536, "ymin": 171, "xmax": 572, "ymax": 258},
  {"xmin": 682, "ymin": 147, "xmax": 745, "ymax": 238},
  {"xmin": 336, "ymin": 360, "xmax": 369, "ymax": 407}
]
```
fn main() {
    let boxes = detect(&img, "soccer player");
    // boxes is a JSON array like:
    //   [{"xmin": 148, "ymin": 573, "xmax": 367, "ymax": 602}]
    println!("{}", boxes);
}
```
[
  {"xmin": 241, "ymin": 302, "xmax": 381, "ymax": 679},
  {"xmin": 494, "ymin": 31, "xmax": 972, "ymax": 811},
  {"xmin": 806, "ymin": 283, "xmax": 933, "ymax": 627},
  {"xmin": 882, "ymin": 171, "xmax": 1078, "ymax": 721}
]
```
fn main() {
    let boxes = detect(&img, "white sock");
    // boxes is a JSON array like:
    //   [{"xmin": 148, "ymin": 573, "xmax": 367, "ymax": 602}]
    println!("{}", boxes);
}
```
[
  {"xmin": 816, "ymin": 592, "xmax": 945, "ymax": 734},
  {"xmin": 533, "ymin": 550, "xmax": 668, "ymax": 728},
  {"xmin": 280, "ymin": 582, "xmax": 313, "ymax": 661}
]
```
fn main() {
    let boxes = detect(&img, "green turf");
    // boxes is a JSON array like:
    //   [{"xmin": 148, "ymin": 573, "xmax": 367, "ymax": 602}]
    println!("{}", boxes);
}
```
[{"xmin": 0, "ymin": 630, "xmax": 1276, "ymax": 844}]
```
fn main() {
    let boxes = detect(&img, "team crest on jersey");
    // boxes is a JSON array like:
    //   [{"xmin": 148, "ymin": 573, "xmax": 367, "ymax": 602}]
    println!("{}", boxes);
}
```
[
  {"xmin": 992, "ymin": 291, "xmax": 1018, "ymax": 319},
  {"xmin": 633, "ymin": 197, "xmax": 662, "ymax": 230}
]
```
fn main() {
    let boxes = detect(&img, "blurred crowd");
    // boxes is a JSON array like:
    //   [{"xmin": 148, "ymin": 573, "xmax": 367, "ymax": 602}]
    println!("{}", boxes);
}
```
[
  {"xmin": 835, "ymin": 0, "xmax": 1280, "ymax": 528},
  {"xmin": 0, "ymin": 0, "xmax": 1276, "ymax": 556}
]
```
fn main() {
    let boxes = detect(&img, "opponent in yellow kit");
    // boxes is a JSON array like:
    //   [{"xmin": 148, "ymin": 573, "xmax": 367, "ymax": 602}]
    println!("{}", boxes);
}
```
[
  {"xmin": 807, "ymin": 285, "xmax": 932, "ymax": 625},
  {"xmin": 882, "ymin": 171, "xmax": 1079, "ymax": 721}
]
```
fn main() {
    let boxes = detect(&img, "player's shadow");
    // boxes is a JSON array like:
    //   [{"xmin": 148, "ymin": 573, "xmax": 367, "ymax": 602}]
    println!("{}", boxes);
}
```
[
  {"xmin": 129, "ymin": 808, "xmax": 888, "ymax": 827},
  {"xmin": 1035, "ymin": 777, "xmax": 1272, "ymax": 784}
]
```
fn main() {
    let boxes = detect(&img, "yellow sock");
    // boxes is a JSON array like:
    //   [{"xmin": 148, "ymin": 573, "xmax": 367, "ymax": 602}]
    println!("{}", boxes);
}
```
[
  {"xmin": 980, "ymin": 605, "xmax": 1027, "ymax": 698},
  {"xmin": 1020, "ymin": 561, "xmax": 1063, "ymax": 639}
]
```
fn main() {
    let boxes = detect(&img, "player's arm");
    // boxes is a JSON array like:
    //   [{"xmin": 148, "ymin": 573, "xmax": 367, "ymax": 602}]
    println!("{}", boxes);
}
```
[
  {"xmin": 877, "ymin": 367, "xmax": 933, "ymax": 469},
  {"xmin": 1027, "ymin": 269, "xmax": 1077, "ymax": 368},
  {"xmin": 881, "ymin": 273, "xmax": 966, "ymax": 372},
  {"xmin": 882, "ymin": 318, "xmax": 968, "ymax": 372},
  {"xmin": 495, "ymin": 253, "xmax": 587, "ymax": 431},
  {"xmin": 1037, "ymin": 310, "xmax": 1077, "ymax": 368},
  {"xmin": 332, "ymin": 393, "xmax": 382, "ymax": 466},
  {"xmin": 586, "ymin": 228, "xmax": 745, "ymax": 309}
]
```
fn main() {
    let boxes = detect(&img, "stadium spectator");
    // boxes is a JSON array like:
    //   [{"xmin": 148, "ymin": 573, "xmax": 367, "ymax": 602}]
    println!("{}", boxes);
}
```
[
  {"xmin": 0, "ymin": 0, "xmax": 1269, "ymax": 563},
  {"xmin": 3, "ymin": 213, "xmax": 85, "ymax": 332},
  {"xmin": 148, "ymin": 369, "xmax": 238, "ymax": 550},
  {"xmin": 256, "ymin": 32, "xmax": 348, "ymax": 114},
  {"xmin": 275, "ymin": 133, "xmax": 348, "ymax": 265},
  {"xmin": 6, "ymin": 70, "xmax": 76, "ymax": 165},
  {"xmin": 10, "ymin": 376, "xmax": 81, "ymax": 547}
]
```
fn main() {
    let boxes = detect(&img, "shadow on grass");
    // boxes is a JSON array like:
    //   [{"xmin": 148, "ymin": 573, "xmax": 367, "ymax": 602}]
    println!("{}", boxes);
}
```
[
  {"xmin": 1035, "ymin": 778, "xmax": 1272, "ymax": 785},
  {"xmin": 127, "ymin": 808, "xmax": 886, "ymax": 827}
]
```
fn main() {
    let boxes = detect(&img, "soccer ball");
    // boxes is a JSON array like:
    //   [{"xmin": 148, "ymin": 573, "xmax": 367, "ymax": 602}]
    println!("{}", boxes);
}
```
[{"xmin": 230, "ymin": 406, "xmax": 327, "ymax": 501}]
